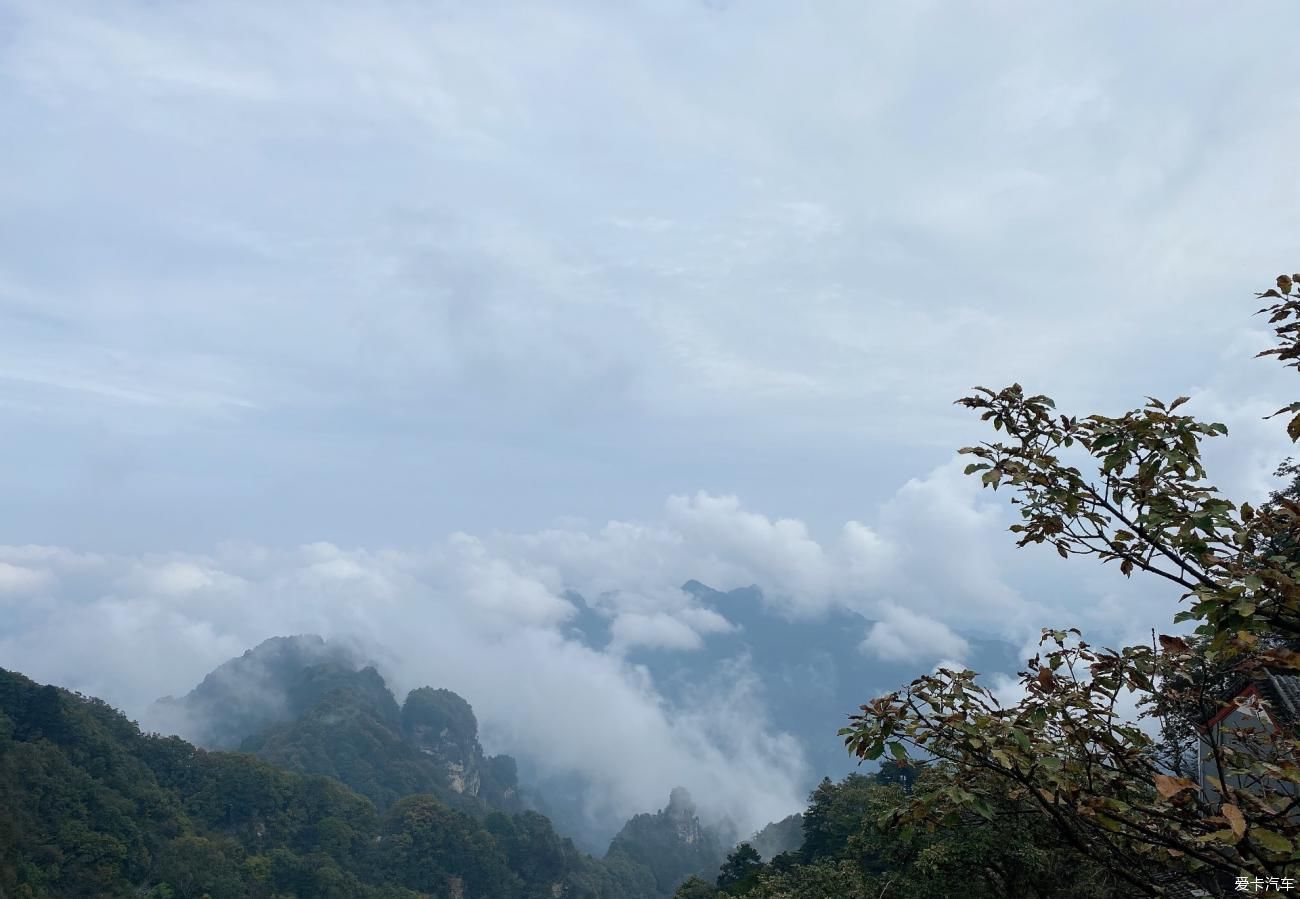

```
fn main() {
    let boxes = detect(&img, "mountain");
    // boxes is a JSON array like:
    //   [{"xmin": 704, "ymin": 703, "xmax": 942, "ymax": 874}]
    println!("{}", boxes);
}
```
[
  {"xmin": 149, "ymin": 635, "xmax": 522, "ymax": 817},
  {"xmin": 401, "ymin": 686, "xmax": 515, "ymax": 806},
  {"xmin": 0, "ymin": 665, "xmax": 678, "ymax": 898},
  {"xmin": 573, "ymin": 581, "xmax": 1020, "ymax": 786},
  {"xmin": 155, "ymin": 582, "xmax": 1019, "ymax": 864},
  {"xmin": 606, "ymin": 788, "xmax": 727, "ymax": 895},
  {"xmin": 140, "ymin": 636, "xmax": 737, "ymax": 894},
  {"xmin": 0, "ymin": 623, "xmax": 1052, "ymax": 898},
  {"xmin": 152, "ymin": 634, "xmax": 745, "ymax": 872},
  {"xmin": 668, "ymin": 772, "xmax": 1124, "ymax": 898},
  {"xmin": 149, "ymin": 634, "xmax": 361, "ymax": 750}
]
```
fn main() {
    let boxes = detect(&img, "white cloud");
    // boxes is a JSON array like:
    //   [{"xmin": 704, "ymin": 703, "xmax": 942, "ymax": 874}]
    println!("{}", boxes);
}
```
[
  {"xmin": 0, "ymin": 416, "xmax": 1283, "ymax": 831},
  {"xmin": 1, "ymin": 0, "xmax": 1299, "ymax": 846},
  {"xmin": 2, "ymin": 1, "xmax": 1298, "ymax": 555},
  {"xmin": 0, "ymin": 476, "xmax": 1049, "ymax": 835},
  {"xmin": 124, "ymin": 560, "xmax": 224, "ymax": 595},
  {"xmin": 611, "ymin": 612, "xmax": 705, "ymax": 651},
  {"xmin": 0, "ymin": 560, "xmax": 53, "ymax": 594},
  {"xmin": 861, "ymin": 604, "xmax": 970, "ymax": 665},
  {"xmin": 664, "ymin": 493, "xmax": 840, "ymax": 613},
  {"xmin": 609, "ymin": 606, "xmax": 734, "ymax": 653},
  {"xmin": 0, "ymin": 535, "xmax": 809, "ymax": 837},
  {"xmin": 498, "ymin": 497, "xmax": 897, "ymax": 621}
]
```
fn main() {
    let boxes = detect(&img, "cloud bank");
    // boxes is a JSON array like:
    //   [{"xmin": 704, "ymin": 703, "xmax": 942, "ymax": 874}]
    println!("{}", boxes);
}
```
[{"xmin": 0, "ymin": 442, "xmax": 1265, "ymax": 834}]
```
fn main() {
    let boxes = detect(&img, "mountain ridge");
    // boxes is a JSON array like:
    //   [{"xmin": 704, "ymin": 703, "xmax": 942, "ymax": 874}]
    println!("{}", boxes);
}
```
[{"xmin": 0, "ymin": 661, "xmax": 732, "ymax": 897}]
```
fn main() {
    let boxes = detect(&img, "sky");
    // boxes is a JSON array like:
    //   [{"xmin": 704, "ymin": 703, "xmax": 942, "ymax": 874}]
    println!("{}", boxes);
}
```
[{"xmin": 2, "ymin": 0, "xmax": 1300, "ymax": 837}]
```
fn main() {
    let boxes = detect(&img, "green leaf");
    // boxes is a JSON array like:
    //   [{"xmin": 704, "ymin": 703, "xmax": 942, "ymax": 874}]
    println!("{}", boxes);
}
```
[
  {"xmin": 1249, "ymin": 828, "xmax": 1294, "ymax": 854},
  {"xmin": 1193, "ymin": 828, "xmax": 1236, "ymax": 843},
  {"xmin": 1095, "ymin": 814, "xmax": 1123, "ymax": 832}
]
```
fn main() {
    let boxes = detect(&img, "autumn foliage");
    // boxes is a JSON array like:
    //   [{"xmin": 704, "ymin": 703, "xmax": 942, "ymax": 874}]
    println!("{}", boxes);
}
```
[{"xmin": 840, "ymin": 273, "xmax": 1300, "ymax": 896}]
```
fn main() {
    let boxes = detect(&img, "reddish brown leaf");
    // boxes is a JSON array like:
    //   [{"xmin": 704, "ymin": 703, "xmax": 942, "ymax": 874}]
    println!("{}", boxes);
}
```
[
  {"xmin": 1153, "ymin": 774, "xmax": 1198, "ymax": 799},
  {"xmin": 1158, "ymin": 634, "xmax": 1189, "ymax": 653},
  {"xmin": 1222, "ymin": 803, "xmax": 1246, "ymax": 839},
  {"xmin": 1037, "ymin": 667, "xmax": 1055, "ymax": 692}
]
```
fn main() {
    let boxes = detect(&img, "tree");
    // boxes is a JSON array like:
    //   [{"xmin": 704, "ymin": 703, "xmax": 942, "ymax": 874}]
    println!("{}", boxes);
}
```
[
  {"xmin": 751, "ymin": 768, "xmax": 1119, "ymax": 899},
  {"xmin": 873, "ymin": 759, "xmax": 919, "ymax": 793},
  {"xmin": 716, "ymin": 843, "xmax": 762, "ymax": 892},
  {"xmin": 0, "ymin": 662, "xmax": 659, "ymax": 899},
  {"xmin": 840, "ymin": 271, "xmax": 1300, "ymax": 895},
  {"xmin": 485, "ymin": 809, "xmax": 571, "ymax": 896},
  {"xmin": 799, "ymin": 775, "xmax": 887, "ymax": 866},
  {"xmin": 155, "ymin": 835, "xmax": 245, "ymax": 899},
  {"xmin": 675, "ymin": 874, "xmax": 720, "ymax": 898},
  {"xmin": 379, "ymin": 794, "xmax": 520, "ymax": 897}
]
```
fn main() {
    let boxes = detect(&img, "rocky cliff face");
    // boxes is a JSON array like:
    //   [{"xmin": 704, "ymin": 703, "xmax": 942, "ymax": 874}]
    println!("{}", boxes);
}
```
[
  {"xmin": 664, "ymin": 787, "xmax": 706, "ymax": 845},
  {"xmin": 402, "ymin": 686, "xmax": 485, "ymax": 797},
  {"xmin": 397, "ymin": 688, "xmax": 522, "ymax": 807}
]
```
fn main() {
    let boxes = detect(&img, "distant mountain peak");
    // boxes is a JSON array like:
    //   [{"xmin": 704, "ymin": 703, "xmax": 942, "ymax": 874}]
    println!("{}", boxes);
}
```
[
  {"xmin": 666, "ymin": 786, "xmax": 696, "ymax": 820},
  {"xmin": 680, "ymin": 579, "xmax": 759, "ymax": 596},
  {"xmin": 144, "ymin": 633, "xmax": 367, "ymax": 749},
  {"xmin": 142, "ymin": 636, "xmax": 526, "ymax": 817},
  {"xmin": 606, "ymin": 786, "xmax": 725, "ymax": 892}
]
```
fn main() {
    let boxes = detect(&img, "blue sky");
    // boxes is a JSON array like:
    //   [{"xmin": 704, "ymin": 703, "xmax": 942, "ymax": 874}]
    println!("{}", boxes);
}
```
[{"xmin": 2, "ymin": 0, "xmax": 1300, "ymax": 834}]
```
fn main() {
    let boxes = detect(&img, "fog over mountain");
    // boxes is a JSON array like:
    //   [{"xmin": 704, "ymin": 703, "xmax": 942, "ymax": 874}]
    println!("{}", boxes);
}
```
[
  {"xmin": 3, "ymin": 0, "xmax": 1300, "ymax": 883},
  {"xmin": 0, "ymin": 468, "xmax": 1273, "ymax": 843}
]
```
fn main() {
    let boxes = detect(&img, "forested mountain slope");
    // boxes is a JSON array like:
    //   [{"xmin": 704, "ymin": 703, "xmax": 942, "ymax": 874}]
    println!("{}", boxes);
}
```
[
  {"xmin": 150, "ymin": 635, "xmax": 525, "ymax": 816},
  {"xmin": 671, "ymin": 768, "xmax": 1125, "ymax": 899},
  {"xmin": 0, "ymin": 665, "xmax": 701, "ymax": 898}
]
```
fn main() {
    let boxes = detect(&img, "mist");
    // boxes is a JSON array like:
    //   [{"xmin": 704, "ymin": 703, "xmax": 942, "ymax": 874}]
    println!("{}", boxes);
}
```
[{"xmin": 0, "ymin": 446, "xmax": 1285, "ymax": 840}]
